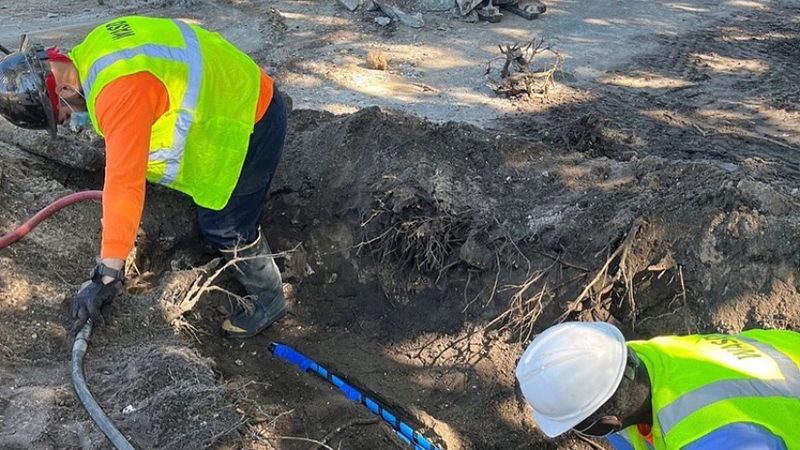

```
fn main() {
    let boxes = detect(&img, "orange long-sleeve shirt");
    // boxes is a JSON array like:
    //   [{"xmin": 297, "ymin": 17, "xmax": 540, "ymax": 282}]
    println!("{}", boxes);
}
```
[{"xmin": 96, "ymin": 70, "xmax": 273, "ymax": 260}]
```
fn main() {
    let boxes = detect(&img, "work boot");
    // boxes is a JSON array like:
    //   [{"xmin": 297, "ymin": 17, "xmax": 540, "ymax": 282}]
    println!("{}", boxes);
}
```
[{"xmin": 220, "ymin": 231, "xmax": 287, "ymax": 338}]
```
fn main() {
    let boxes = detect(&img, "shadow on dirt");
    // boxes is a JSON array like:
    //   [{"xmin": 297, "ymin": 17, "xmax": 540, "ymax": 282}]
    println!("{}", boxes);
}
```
[{"xmin": 496, "ymin": 0, "xmax": 800, "ymax": 338}]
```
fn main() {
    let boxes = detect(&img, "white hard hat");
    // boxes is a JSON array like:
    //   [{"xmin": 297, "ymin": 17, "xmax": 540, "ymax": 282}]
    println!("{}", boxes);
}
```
[{"xmin": 515, "ymin": 321, "xmax": 627, "ymax": 438}]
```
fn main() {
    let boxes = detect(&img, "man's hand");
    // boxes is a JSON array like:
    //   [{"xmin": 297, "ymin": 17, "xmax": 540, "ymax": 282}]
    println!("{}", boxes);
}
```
[{"xmin": 70, "ymin": 260, "xmax": 124, "ymax": 333}]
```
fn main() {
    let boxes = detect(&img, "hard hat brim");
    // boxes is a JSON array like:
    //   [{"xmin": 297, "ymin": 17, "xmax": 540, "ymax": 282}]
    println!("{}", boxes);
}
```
[{"xmin": 20, "ymin": 35, "xmax": 57, "ymax": 138}]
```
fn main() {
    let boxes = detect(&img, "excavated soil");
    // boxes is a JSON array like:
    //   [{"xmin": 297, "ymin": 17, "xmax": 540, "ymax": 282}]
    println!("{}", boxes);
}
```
[{"xmin": 1, "ymin": 0, "xmax": 800, "ymax": 449}]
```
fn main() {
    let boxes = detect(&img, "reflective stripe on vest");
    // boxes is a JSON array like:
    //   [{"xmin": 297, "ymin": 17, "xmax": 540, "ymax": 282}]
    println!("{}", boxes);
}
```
[
  {"xmin": 80, "ymin": 19, "xmax": 201, "ymax": 185},
  {"xmin": 657, "ymin": 337, "xmax": 800, "ymax": 436}
]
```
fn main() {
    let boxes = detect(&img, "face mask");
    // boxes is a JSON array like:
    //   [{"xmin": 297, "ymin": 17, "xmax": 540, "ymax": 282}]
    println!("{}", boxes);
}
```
[
  {"xmin": 58, "ymin": 87, "xmax": 89, "ymax": 131},
  {"xmin": 70, "ymin": 111, "xmax": 91, "ymax": 130}
]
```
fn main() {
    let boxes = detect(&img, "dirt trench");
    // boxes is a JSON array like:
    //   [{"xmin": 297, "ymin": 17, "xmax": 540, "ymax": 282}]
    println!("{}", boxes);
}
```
[
  {"xmin": 3, "ymin": 102, "xmax": 800, "ymax": 449},
  {"xmin": 2, "ymin": 1, "xmax": 800, "ymax": 450}
]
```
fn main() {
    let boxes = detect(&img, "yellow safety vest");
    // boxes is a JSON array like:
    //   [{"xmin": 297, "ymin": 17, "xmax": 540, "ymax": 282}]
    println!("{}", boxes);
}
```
[
  {"xmin": 625, "ymin": 329, "xmax": 800, "ymax": 449},
  {"xmin": 617, "ymin": 426, "xmax": 652, "ymax": 450},
  {"xmin": 69, "ymin": 16, "xmax": 262, "ymax": 210}
]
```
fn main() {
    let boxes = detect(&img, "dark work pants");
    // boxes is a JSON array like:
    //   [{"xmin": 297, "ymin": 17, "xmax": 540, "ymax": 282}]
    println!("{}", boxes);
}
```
[{"xmin": 196, "ymin": 89, "xmax": 287, "ymax": 250}]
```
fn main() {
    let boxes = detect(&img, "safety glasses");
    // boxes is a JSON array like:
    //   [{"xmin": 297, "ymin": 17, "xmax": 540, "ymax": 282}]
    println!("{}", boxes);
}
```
[{"xmin": 573, "ymin": 416, "xmax": 618, "ymax": 437}]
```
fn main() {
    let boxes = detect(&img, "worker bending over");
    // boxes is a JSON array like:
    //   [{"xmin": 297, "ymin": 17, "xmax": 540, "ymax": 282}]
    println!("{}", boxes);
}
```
[
  {"xmin": 0, "ymin": 16, "xmax": 287, "ymax": 338},
  {"xmin": 516, "ymin": 321, "xmax": 799, "ymax": 449}
]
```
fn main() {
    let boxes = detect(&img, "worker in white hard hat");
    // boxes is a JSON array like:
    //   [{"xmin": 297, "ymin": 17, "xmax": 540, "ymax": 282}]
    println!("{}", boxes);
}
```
[{"xmin": 515, "ymin": 321, "xmax": 800, "ymax": 449}]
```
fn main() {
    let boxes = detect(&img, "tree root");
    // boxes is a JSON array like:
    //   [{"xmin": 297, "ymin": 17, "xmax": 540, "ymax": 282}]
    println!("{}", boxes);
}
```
[
  {"xmin": 557, "ymin": 219, "xmax": 645, "ymax": 324},
  {"xmin": 308, "ymin": 417, "xmax": 380, "ymax": 450},
  {"xmin": 358, "ymin": 185, "xmax": 470, "ymax": 275}
]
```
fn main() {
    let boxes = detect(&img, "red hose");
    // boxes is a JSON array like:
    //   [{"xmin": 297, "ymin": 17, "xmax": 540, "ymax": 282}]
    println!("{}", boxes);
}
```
[{"xmin": 0, "ymin": 190, "xmax": 103, "ymax": 250}]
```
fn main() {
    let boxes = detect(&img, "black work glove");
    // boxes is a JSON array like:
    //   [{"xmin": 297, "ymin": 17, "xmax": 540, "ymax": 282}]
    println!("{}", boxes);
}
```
[{"xmin": 71, "ymin": 262, "xmax": 124, "ymax": 333}]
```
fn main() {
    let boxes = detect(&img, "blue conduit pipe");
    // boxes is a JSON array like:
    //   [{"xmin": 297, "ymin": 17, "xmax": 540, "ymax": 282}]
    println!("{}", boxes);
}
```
[
  {"xmin": 72, "ymin": 320, "xmax": 137, "ymax": 450},
  {"xmin": 269, "ymin": 342, "xmax": 446, "ymax": 450}
]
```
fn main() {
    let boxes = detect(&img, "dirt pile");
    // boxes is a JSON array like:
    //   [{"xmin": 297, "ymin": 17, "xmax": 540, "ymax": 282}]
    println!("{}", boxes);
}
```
[
  {"xmin": 274, "ymin": 106, "xmax": 800, "ymax": 336},
  {"xmin": 193, "ymin": 104, "xmax": 800, "ymax": 449},
  {"xmin": 3, "ymin": 99, "xmax": 800, "ymax": 449}
]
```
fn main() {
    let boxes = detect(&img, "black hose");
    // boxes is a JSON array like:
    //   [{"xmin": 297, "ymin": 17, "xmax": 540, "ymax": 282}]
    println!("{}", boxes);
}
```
[
  {"xmin": 0, "ymin": 44, "xmax": 10, "ymax": 55},
  {"xmin": 72, "ymin": 320, "xmax": 137, "ymax": 450}
]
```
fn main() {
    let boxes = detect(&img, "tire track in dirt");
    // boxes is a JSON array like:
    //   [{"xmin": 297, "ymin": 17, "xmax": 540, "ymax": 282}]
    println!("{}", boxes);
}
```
[{"xmin": 530, "ymin": 0, "xmax": 800, "ymax": 181}]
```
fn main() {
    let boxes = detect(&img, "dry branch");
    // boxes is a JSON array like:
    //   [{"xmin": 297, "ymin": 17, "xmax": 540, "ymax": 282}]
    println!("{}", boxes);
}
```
[
  {"xmin": 575, "ymin": 433, "xmax": 609, "ymax": 450},
  {"xmin": 486, "ymin": 38, "xmax": 563, "ymax": 98},
  {"xmin": 485, "ymin": 269, "xmax": 549, "ymax": 341},
  {"xmin": 308, "ymin": 417, "xmax": 380, "ymax": 450},
  {"xmin": 203, "ymin": 418, "xmax": 248, "ymax": 449},
  {"xmin": 164, "ymin": 244, "xmax": 300, "ymax": 336},
  {"xmin": 247, "ymin": 425, "xmax": 335, "ymax": 450}
]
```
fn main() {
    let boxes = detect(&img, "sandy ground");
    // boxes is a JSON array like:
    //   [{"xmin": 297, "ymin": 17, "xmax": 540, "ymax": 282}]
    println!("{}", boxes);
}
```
[{"xmin": 1, "ymin": 0, "xmax": 780, "ymax": 127}]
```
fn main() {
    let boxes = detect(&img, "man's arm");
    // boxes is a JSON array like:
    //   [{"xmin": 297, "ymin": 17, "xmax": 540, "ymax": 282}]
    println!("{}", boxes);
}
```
[
  {"xmin": 683, "ymin": 423, "xmax": 787, "ymax": 450},
  {"xmin": 70, "ymin": 72, "xmax": 169, "ymax": 330},
  {"xmin": 94, "ymin": 71, "xmax": 169, "ymax": 280}
]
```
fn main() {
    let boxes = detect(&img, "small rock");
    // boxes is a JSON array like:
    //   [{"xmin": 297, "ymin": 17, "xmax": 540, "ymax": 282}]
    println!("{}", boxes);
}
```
[
  {"xmin": 375, "ymin": 1, "xmax": 425, "ymax": 28},
  {"xmin": 47, "ymin": 13, "xmax": 58, "ymax": 18},
  {"xmin": 418, "ymin": 0, "xmax": 455, "ymax": 11},
  {"xmin": 336, "ymin": 0, "xmax": 361, "ymax": 11},
  {"xmin": 122, "ymin": 405, "xmax": 136, "ymax": 414},
  {"xmin": 737, "ymin": 178, "xmax": 792, "ymax": 215},
  {"xmin": 458, "ymin": 8, "xmax": 479, "ymax": 22},
  {"xmin": 366, "ymin": 50, "xmax": 389, "ymax": 70},
  {"xmin": 455, "ymin": 0, "xmax": 482, "ymax": 15},
  {"xmin": 375, "ymin": 16, "xmax": 392, "ymax": 26},
  {"xmin": 364, "ymin": 0, "xmax": 380, "ymax": 10},
  {"xmin": 459, "ymin": 234, "xmax": 494, "ymax": 270},
  {"xmin": 235, "ymin": 359, "xmax": 244, "ymax": 366},
  {"xmin": 280, "ymin": 91, "xmax": 294, "ymax": 113},
  {"xmin": 396, "ymin": 10, "xmax": 425, "ymax": 28}
]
